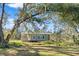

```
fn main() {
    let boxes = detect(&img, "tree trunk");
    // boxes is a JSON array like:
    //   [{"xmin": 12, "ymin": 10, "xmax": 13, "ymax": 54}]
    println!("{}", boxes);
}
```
[
  {"xmin": 6, "ymin": 12, "xmax": 41, "ymax": 42},
  {"xmin": 0, "ymin": 3, "xmax": 9, "ymax": 48},
  {"xmin": 0, "ymin": 24, "xmax": 8, "ymax": 48}
]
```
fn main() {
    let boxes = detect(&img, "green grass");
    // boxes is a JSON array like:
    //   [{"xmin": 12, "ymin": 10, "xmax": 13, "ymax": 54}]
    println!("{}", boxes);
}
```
[
  {"xmin": 22, "ymin": 40, "xmax": 74, "ymax": 47},
  {"xmin": 38, "ymin": 51, "xmax": 68, "ymax": 56},
  {"xmin": 9, "ymin": 40, "xmax": 26, "ymax": 47},
  {"xmin": 0, "ymin": 40, "xmax": 79, "ymax": 56}
]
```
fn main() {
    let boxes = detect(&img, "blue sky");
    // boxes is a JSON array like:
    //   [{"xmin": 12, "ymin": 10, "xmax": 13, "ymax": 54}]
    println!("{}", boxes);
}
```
[
  {"xmin": 5, "ymin": 5, "xmax": 19, "ymax": 18},
  {"xmin": 4, "ymin": 5, "xmax": 18, "ymax": 29},
  {"xmin": 0, "ymin": 4, "xmax": 59, "ymax": 33},
  {"xmin": 3, "ymin": 4, "xmax": 23, "ymax": 29},
  {"xmin": 0, "ymin": 3, "xmax": 78, "ymax": 33}
]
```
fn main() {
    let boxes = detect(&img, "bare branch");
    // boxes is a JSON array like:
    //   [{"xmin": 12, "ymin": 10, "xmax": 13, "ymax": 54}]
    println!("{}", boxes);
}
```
[{"xmin": 6, "ymin": 12, "xmax": 41, "ymax": 42}]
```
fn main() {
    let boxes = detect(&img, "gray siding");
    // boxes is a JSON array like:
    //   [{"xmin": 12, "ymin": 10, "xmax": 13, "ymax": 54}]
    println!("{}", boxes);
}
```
[{"xmin": 21, "ymin": 34, "xmax": 49, "ymax": 41}]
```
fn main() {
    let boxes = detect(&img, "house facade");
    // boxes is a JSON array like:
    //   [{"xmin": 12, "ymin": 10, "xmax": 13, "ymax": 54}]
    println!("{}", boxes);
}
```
[{"xmin": 21, "ymin": 33, "xmax": 52, "ymax": 41}]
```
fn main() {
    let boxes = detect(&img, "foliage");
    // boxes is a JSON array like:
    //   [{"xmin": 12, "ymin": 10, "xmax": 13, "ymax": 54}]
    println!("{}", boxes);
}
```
[
  {"xmin": 1, "ymin": 3, "xmax": 79, "ymax": 48},
  {"xmin": 9, "ymin": 40, "xmax": 26, "ymax": 47}
]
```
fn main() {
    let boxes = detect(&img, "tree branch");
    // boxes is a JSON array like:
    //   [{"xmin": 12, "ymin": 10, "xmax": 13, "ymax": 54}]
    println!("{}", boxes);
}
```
[
  {"xmin": 0, "ymin": 3, "xmax": 5, "ymax": 24},
  {"xmin": 5, "ymin": 12, "xmax": 41, "ymax": 42}
]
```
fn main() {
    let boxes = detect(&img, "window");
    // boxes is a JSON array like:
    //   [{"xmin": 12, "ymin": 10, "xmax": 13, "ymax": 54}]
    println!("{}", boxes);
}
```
[{"xmin": 43, "ymin": 35, "xmax": 44, "ymax": 39}]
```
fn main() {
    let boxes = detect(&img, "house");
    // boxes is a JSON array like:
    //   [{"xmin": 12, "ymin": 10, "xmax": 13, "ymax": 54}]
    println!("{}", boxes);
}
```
[{"xmin": 21, "ymin": 32, "xmax": 53, "ymax": 41}]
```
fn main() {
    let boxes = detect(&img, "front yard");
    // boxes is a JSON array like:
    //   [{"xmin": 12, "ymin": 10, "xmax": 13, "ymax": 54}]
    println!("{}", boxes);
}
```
[{"xmin": 0, "ymin": 40, "xmax": 79, "ymax": 56}]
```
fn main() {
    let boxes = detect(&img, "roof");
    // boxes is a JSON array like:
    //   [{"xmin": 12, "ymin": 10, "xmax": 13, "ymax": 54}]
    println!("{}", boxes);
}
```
[{"xmin": 21, "ymin": 32, "xmax": 53, "ymax": 34}]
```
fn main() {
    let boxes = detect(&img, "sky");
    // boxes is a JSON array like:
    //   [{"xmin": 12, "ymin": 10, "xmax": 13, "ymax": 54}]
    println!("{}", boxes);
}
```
[
  {"xmin": 0, "ymin": 3, "xmax": 79, "ymax": 33},
  {"xmin": 4, "ymin": 4, "xmax": 23, "ymax": 29},
  {"xmin": 0, "ymin": 3, "xmax": 59, "ymax": 33}
]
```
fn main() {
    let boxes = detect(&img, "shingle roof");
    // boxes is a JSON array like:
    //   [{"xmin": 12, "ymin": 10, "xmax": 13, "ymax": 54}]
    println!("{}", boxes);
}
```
[{"xmin": 21, "ymin": 32, "xmax": 53, "ymax": 34}]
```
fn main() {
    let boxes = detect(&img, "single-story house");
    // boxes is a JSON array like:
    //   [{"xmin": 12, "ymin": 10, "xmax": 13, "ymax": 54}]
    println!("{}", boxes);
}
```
[{"xmin": 21, "ymin": 32, "xmax": 53, "ymax": 41}]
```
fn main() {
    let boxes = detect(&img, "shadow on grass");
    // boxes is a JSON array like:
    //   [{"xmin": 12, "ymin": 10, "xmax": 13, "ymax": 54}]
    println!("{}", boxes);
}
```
[
  {"xmin": 15, "ymin": 45, "xmax": 79, "ymax": 56},
  {"xmin": 31, "ymin": 46, "xmax": 79, "ymax": 56},
  {"xmin": 0, "ymin": 45, "xmax": 79, "ymax": 56},
  {"xmin": 0, "ymin": 41, "xmax": 79, "ymax": 56},
  {"xmin": 16, "ymin": 45, "xmax": 40, "ymax": 56}
]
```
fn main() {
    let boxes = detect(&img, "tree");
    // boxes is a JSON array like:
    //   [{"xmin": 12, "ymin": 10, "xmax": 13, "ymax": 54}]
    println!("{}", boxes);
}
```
[
  {"xmin": 5, "ymin": 3, "xmax": 43, "ymax": 43},
  {"xmin": 0, "ymin": 3, "xmax": 9, "ymax": 48},
  {"xmin": 0, "ymin": 3, "xmax": 79, "ymax": 47},
  {"xmin": 7, "ymin": 3, "xmax": 79, "ymax": 40}
]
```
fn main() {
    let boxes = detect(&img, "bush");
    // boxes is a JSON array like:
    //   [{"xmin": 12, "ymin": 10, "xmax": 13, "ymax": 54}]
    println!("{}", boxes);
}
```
[{"xmin": 9, "ymin": 40, "xmax": 25, "ymax": 47}]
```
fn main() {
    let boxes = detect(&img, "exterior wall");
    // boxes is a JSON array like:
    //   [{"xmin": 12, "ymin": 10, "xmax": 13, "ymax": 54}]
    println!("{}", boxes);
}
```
[
  {"xmin": 21, "ymin": 34, "xmax": 49, "ymax": 41},
  {"xmin": 21, "ymin": 34, "xmax": 31, "ymax": 41},
  {"xmin": 31, "ymin": 34, "xmax": 48, "ymax": 41}
]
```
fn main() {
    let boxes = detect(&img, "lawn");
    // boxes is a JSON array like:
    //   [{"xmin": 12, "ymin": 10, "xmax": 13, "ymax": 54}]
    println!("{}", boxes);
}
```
[{"xmin": 0, "ymin": 40, "xmax": 79, "ymax": 56}]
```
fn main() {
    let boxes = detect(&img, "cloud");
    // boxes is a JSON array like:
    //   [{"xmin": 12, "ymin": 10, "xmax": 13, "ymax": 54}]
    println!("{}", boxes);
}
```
[
  {"xmin": 8, "ymin": 18, "xmax": 14, "ymax": 24},
  {"xmin": 7, "ymin": 3, "xmax": 23, "ymax": 8},
  {"xmin": 4, "ymin": 18, "xmax": 15, "ymax": 29}
]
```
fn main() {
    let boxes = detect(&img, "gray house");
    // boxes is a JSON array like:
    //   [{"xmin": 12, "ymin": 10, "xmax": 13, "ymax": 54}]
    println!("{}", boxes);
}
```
[{"xmin": 21, "ymin": 32, "xmax": 52, "ymax": 41}]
